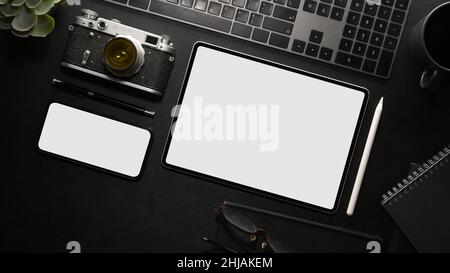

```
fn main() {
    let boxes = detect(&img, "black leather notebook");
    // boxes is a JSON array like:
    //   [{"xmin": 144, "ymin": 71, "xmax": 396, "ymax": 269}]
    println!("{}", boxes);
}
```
[{"xmin": 382, "ymin": 145, "xmax": 450, "ymax": 253}]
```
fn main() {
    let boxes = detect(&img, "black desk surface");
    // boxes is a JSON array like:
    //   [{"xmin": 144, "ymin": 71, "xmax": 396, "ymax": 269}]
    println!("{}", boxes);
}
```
[{"xmin": 2, "ymin": 0, "xmax": 450, "ymax": 252}]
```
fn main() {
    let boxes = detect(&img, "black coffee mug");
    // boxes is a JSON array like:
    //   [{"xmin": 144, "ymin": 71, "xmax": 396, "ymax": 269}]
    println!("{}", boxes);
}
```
[{"xmin": 410, "ymin": 2, "xmax": 450, "ymax": 90}]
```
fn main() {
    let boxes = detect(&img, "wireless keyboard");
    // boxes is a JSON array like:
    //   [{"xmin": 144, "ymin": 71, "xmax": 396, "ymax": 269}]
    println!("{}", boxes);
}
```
[{"xmin": 105, "ymin": 0, "xmax": 411, "ymax": 78}]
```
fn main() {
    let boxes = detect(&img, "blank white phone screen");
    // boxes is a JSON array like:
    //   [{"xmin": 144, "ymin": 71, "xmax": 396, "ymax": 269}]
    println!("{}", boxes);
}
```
[
  {"xmin": 38, "ymin": 103, "xmax": 151, "ymax": 178},
  {"xmin": 166, "ymin": 46, "xmax": 366, "ymax": 210}
]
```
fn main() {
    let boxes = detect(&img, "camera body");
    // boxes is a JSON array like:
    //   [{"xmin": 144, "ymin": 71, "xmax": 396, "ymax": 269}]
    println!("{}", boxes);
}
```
[{"xmin": 61, "ymin": 9, "xmax": 176, "ymax": 97}]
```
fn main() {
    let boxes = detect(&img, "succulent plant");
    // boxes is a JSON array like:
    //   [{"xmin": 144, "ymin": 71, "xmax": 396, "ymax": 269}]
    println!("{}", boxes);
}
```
[{"xmin": 0, "ymin": 0, "xmax": 63, "ymax": 38}]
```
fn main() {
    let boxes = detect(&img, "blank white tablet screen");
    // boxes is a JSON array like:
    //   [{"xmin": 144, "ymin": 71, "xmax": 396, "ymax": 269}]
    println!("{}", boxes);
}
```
[
  {"xmin": 166, "ymin": 45, "xmax": 366, "ymax": 210},
  {"xmin": 38, "ymin": 103, "xmax": 151, "ymax": 178}
]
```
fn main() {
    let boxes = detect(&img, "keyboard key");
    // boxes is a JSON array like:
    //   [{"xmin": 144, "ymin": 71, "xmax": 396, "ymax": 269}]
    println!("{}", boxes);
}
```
[
  {"xmin": 305, "ymin": 43, "xmax": 320, "ymax": 57},
  {"xmin": 364, "ymin": 2, "xmax": 378, "ymax": 15},
  {"xmin": 180, "ymin": 0, "xmax": 194, "ymax": 7},
  {"xmin": 378, "ymin": 6, "xmax": 392, "ymax": 20},
  {"xmin": 388, "ymin": 23, "xmax": 401, "ymax": 37},
  {"xmin": 129, "ymin": 0, "xmax": 150, "ymax": 9},
  {"xmin": 350, "ymin": 0, "xmax": 364, "ymax": 12},
  {"xmin": 319, "ymin": 47, "xmax": 333, "ymax": 61},
  {"xmin": 252, "ymin": 28, "xmax": 270, "ymax": 42},
  {"xmin": 396, "ymin": 0, "xmax": 409, "ymax": 10},
  {"xmin": 292, "ymin": 39, "xmax": 306, "ymax": 53},
  {"xmin": 317, "ymin": 3, "xmax": 331, "ymax": 17},
  {"xmin": 194, "ymin": 0, "xmax": 208, "ymax": 11},
  {"xmin": 303, "ymin": 0, "xmax": 318, "ymax": 13},
  {"xmin": 232, "ymin": 0, "xmax": 245, "ymax": 7},
  {"xmin": 374, "ymin": 19, "xmax": 388, "ymax": 33},
  {"xmin": 249, "ymin": 13, "xmax": 263, "ymax": 26},
  {"xmin": 335, "ymin": 52, "xmax": 363, "ymax": 69},
  {"xmin": 392, "ymin": 10, "xmax": 405, "ymax": 23},
  {"xmin": 287, "ymin": 0, "xmax": 301, "ymax": 9},
  {"xmin": 150, "ymin": 0, "xmax": 232, "ymax": 32},
  {"xmin": 273, "ymin": 6, "xmax": 298, "ymax": 22},
  {"xmin": 262, "ymin": 17, "xmax": 294, "ymax": 35},
  {"xmin": 309, "ymin": 30, "xmax": 323, "ymax": 43},
  {"xmin": 246, "ymin": 0, "xmax": 261, "ymax": 11},
  {"xmin": 381, "ymin": 0, "xmax": 394, "ymax": 7},
  {"xmin": 260, "ymin": 2, "xmax": 274, "ymax": 15},
  {"xmin": 347, "ymin": 12, "xmax": 361, "ymax": 25},
  {"xmin": 343, "ymin": 25, "xmax": 357, "ymax": 38},
  {"xmin": 116, "ymin": 0, "xmax": 408, "ymax": 79},
  {"xmin": 370, "ymin": 32, "xmax": 384, "ymax": 46},
  {"xmin": 235, "ymin": 9, "xmax": 250, "ymax": 23},
  {"xmin": 330, "ymin": 7, "xmax": 345, "ymax": 21},
  {"xmin": 222, "ymin": 5, "xmax": 236, "ymax": 19},
  {"xmin": 334, "ymin": 0, "xmax": 347, "ymax": 8},
  {"xmin": 352, "ymin": 42, "xmax": 366, "ymax": 56},
  {"xmin": 356, "ymin": 28, "xmax": 370, "ymax": 42},
  {"xmin": 269, "ymin": 33, "xmax": 290, "ymax": 48},
  {"xmin": 339, "ymin": 38, "xmax": 353, "ymax": 51},
  {"xmin": 366, "ymin": 46, "xmax": 380, "ymax": 59},
  {"xmin": 208, "ymin": 2, "xmax": 222, "ymax": 15},
  {"xmin": 362, "ymin": 59, "xmax": 377, "ymax": 73},
  {"xmin": 231, "ymin": 22, "xmax": 252, "ymax": 38},
  {"xmin": 384, "ymin": 36, "xmax": 397, "ymax": 50},
  {"xmin": 360, "ymin": 15, "xmax": 374, "ymax": 29},
  {"xmin": 376, "ymin": 50, "xmax": 394, "ymax": 76}
]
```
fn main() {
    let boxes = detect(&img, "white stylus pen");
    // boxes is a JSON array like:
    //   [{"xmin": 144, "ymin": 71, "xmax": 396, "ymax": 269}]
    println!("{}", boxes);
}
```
[{"xmin": 346, "ymin": 97, "xmax": 384, "ymax": 216}]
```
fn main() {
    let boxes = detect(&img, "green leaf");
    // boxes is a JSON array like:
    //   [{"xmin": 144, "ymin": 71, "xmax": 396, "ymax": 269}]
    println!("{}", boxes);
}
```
[
  {"xmin": 0, "ymin": 21, "xmax": 11, "ymax": 29},
  {"xmin": 0, "ymin": 3, "xmax": 21, "ymax": 17},
  {"xmin": 11, "ymin": 0, "xmax": 26, "ymax": 6},
  {"xmin": 0, "ymin": 16, "xmax": 12, "ymax": 29},
  {"xmin": 0, "ymin": 0, "xmax": 10, "ymax": 5},
  {"xmin": 35, "ymin": 0, "xmax": 54, "ymax": 15},
  {"xmin": 25, "ymin": 0, "xmax": 41, "ymax": 8},
  {"xmin": 11, "ymin": 5, "xmax": 36, "ymax": 31},
  {"xmin": 30, "ymin": 13, "xmax": 54, "ymax": 37},
  {"xmin": 11, "ymin": 27, "xmax": 33, "ymax": 37}
]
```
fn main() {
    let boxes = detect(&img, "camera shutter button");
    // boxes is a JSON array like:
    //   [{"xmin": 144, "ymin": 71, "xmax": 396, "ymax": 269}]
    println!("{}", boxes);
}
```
[
  {"xmin": 98, "ymin": 21, "xmax": 107, "ymax": 30},
  {"xmin": 81, "ymin": 9, "xmax": 99, "ymax": 20}
]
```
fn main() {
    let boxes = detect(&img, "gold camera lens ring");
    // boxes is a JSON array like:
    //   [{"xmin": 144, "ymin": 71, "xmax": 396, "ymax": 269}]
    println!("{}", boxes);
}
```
[{"xmin": 104, "ymin": 35, "xmax": 145, "ymax": 78}]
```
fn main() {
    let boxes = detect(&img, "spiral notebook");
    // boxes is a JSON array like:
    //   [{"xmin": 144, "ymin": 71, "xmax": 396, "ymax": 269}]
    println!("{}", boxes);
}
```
[{"xmin": 382, "ymin": 145, "xmax": 450, "ymax": 253}]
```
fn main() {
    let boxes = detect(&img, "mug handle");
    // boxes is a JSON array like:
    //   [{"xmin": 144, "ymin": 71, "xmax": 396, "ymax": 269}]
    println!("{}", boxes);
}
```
[{"xmin": 420, "ymin": 68, "xmax": 444, "ymax": 90}]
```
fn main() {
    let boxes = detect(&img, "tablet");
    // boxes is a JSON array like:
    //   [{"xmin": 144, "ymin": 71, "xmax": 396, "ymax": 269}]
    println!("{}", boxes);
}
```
[{"xmin": 163, "ymin": 43, "xmax": 368, "ymax": 212}]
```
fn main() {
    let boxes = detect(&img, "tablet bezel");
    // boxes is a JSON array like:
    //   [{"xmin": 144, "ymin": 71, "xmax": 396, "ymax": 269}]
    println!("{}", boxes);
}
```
[{"xmin": 162, "ymin": 42, "xmax": 369, "ymax": 213}]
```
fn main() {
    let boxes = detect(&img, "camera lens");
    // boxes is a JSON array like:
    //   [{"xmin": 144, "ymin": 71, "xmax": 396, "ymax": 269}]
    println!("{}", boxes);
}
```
[{"xmin": 103, "ymin": 35, "xmax": 145, "ymax": 78}]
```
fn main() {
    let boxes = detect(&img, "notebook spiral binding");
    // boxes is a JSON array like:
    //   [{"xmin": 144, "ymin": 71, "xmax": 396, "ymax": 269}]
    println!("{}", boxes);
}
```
[{"xmin": 381, "ymin": 145, "xmax": 450, "ymax": 206}]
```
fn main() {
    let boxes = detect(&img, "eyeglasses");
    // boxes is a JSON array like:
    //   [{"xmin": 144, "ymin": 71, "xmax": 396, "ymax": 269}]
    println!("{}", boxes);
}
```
[{"xmin": 204, "ymin": 205, "xmax": 283, "ymax": 253}]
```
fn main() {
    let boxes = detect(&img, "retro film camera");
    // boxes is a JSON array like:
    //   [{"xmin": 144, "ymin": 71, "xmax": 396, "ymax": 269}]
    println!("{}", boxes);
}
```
[{"xmin": 61, "ymin": 9, "xmax": 176, "ymax": 97}]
